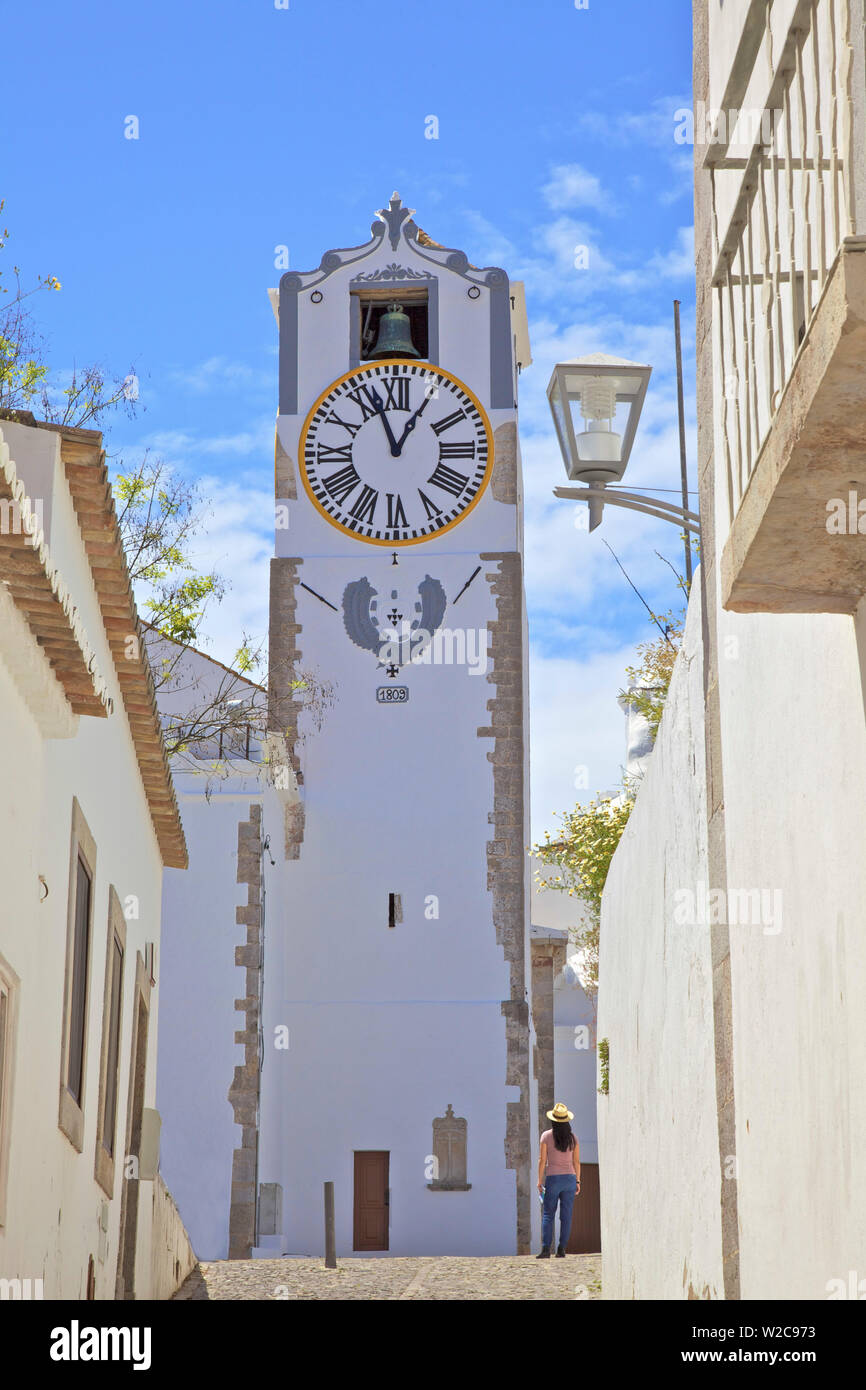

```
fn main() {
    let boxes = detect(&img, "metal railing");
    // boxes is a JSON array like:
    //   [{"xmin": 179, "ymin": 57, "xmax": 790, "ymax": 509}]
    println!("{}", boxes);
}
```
[
  {"xmin": 708, "ymin": 0, "xmax": 856, "ymax": 525},
  {"xmin": 167, "ymin": 723, "xmax": 262, "ymax": 763}
]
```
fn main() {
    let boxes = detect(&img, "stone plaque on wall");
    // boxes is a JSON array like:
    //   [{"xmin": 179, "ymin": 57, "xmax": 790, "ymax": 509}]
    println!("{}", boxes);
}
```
[{"xmin": 428, "ymin": 1104, "xmax": 471, "ymax": 1191}]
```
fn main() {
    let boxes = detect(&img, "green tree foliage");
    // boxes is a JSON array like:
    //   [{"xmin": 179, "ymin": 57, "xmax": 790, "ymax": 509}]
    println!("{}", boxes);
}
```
[
  {"xmin": 533, "ymin": 605, "xmax": 688, "ymax": 997},
  {"xmin": 619, "ymin": 608, "xmax": 686, "ymax": 743},
  {"xmin": 533, "ymin": 791, "xmax": 636, "ymax": 1000},
  {"xmin": 0, "ymin": 211, "xmax": 334, "ymax": 770},
  {"xmin": 113, "ymin": 456, "xmax": 223, "ymax": 651}
]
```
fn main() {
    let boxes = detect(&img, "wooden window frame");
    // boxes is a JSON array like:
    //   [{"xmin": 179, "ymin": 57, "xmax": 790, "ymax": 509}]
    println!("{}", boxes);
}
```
[
  {"xmin": 114, "ymin": 951, "xmax": 152, "ymax": 1300},
  {"xmin": 0, "ymin": 951, "xmax": 20, "ymax": 1228},
  {"xmin": 94, "ymin": 887, "xmax": 126, "ymax": 1197},
  {"xmin": 58, "ymin": 798, "xmax": 97, "ymax": 1152}
]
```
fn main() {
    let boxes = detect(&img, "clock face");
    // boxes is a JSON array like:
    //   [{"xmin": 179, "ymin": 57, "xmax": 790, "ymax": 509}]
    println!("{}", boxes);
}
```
[{"xmin": 299, "ymin": 359, "xmax": 493, "ymax": 545}]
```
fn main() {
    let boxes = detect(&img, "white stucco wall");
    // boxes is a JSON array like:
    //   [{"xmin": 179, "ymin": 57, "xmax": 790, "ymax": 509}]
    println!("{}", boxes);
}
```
[
  {"xmin": 155, "ymin": 639, "xmax": 291, "ymax": 1261},
  {"xmin": 597, "ymin": 570, "xmax": 866, "ymax": 1299},
  {"xmin": 258, "ymin": 574, "xmax": 530, "ymax": 1254},
  {"xmin": 717, "ymin": 594, "xmax": 866, "ymax": 1298},
  {"xmin": 0, "ymin": 423, "xmax": 184, "ymax": 1299},
  {"xmin": 597, "ymin": 586, "xmax": 725, "ymax": 1299},
  {"xmin": 158, "ymin": 779, "xmax": 258, "ymax": 1261}
]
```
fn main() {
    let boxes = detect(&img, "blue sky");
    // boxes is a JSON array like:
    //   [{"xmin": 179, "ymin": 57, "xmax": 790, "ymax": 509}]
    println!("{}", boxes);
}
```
[{"xmin": 3, "ymin": 0, "xmax": 695, "ymax": 837}]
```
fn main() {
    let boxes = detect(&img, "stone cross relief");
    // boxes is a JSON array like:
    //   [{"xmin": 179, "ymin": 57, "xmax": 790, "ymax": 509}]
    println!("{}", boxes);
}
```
[{"xmin": 428, "ymin": 1103, "xmax": 471, "ymax": 1191}]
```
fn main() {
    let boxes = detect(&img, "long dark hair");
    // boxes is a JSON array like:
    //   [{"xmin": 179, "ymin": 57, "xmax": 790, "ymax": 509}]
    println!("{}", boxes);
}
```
[{"xmin": 551, "ymin": 1118, "xmax": 575, "ymax": 1152}]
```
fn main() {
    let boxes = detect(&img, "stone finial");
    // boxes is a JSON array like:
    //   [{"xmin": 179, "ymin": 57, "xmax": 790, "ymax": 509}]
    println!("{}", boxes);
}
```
[{"xmin": 377, "ymin": 192, "xmax": 416, "ymax": 251}]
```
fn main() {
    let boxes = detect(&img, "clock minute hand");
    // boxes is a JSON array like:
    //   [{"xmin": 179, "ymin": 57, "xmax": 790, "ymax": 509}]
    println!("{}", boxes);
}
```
[
  {"xmin": 364, "ymin": 385, "xmax": 401, "ymax": 457},
  {"xmin": 394, "ymin": 391, "xmax": 432, "ymax": 455}
]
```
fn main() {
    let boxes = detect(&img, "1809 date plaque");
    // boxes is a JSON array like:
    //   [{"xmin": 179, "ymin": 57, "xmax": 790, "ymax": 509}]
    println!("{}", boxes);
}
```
[{"xmin": 376, "ymin": 686, "xmax": 409, "ymax": 704}]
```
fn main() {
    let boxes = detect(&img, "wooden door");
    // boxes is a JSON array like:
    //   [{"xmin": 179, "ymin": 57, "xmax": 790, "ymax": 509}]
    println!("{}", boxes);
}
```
[
  {"xmin": 567, "ymin": 1162, "xmax": 601, "ymax": 1253},
  {"xmin": 353, "ymin": 1151, "xmax": 389, "ymax": 1251}
]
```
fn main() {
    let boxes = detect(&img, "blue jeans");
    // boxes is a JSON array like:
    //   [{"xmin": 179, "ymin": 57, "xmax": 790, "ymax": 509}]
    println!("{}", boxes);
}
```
[{"xmin": 542, "ymin": 1174, "xmax": 577, "ymax": 1250}]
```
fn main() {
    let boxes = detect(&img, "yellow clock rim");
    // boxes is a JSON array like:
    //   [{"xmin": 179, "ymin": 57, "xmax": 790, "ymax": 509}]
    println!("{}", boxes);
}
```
[{"xmin": 298, "ymin": 357, "xmax": 495, "ymax": 547}]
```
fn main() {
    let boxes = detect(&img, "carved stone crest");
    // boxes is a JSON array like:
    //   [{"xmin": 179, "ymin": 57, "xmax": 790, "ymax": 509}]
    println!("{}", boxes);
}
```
[{"xmin": 428, "ymin": 1103, "xmax": 471, "ymax": 1191}]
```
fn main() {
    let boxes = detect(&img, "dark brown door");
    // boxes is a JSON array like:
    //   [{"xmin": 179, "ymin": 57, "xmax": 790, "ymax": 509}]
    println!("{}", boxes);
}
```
[
  {"xmin": 567, "ymin": 1162, "xmax": 601, "ymax": 1254},
  {"xmin": 353, "ymin": 1151, "xmax": 389, "ymax": 1251}
]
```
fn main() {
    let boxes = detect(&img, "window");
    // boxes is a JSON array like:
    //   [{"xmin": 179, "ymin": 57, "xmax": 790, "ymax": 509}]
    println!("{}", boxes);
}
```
[
  {"xmin": 59, "ymin": 799, "xmax": 97, "ymax": 1152},
  {"xmin": 95, "ymin": 888, "xmax": 126, "ymax": 1196},
  {"xmin": 67, "ymin": 855, "xmax": 92, "ymax": 1105},
  {"xmin": 104, "ymin": 940, "xmax": 123, "ymax": 1149},
  {"xmin": 0, "ymin": 953, "xmax": 19, "ymax": 1227}
]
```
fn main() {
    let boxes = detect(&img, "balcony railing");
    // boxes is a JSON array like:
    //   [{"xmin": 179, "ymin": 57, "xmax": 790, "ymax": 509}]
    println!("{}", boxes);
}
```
[
  {"xmin": 164, "ymin": 723, "xmax": 263, "ymax": 764},
  {"xmin": 708, "ymin": 0, "xmax": 857, "ymax": 527}
]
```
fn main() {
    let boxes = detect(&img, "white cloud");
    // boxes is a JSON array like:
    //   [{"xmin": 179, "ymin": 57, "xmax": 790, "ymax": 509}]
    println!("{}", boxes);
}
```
[
  {"xmin": 168, "ymin": 356, "xmax": 273, "ymax": 395},
  {"xmin": 542, "ymin": 164, "xmax": 611, "ymax": 213},
  {"xmin": 574, "ymin": 95, "xmax": 692, "ymax": 151},
  {"xmin": 137, "ymin": 416, "xmax": 273, "ymax": 461},
  {"xmin": 529, "ymin": 645, "xmax": 636, "ymax": 840},
  {"xmin": 648, "ymin": 225, "xmax": 695, "ymax": 279}
]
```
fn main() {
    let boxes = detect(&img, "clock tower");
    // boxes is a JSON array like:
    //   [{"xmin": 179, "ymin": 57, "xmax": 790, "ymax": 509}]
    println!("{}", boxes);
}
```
[{"xmin": 259, "ymin": 193, "xmax": 536, "ymax": 1255}]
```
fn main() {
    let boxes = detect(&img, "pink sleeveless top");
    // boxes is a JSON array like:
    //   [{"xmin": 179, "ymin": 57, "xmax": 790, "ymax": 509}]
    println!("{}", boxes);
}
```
[{"xmin": 541, "ymin": 1129, "xmax": 576, "ymax": 1175}]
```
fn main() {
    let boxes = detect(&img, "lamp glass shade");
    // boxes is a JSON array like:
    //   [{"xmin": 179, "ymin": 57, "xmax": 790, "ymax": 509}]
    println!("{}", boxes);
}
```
[{"xmin": 547, "ymin": 354, "xmax": 651, "ymax": 485}]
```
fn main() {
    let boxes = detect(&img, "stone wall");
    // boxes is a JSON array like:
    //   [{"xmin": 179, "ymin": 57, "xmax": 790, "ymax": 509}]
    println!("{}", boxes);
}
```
[
  {"xmin": 478, "ymin": 551, "xmax": 532, "ymax": 1255},
  {"xmin": 530, "ymin": 941, "xmax": 556, "ymax": 1124},
  {"xmin": 227, "ymin": 804, "xmax": 263, "ymax": 1259},
  {"xmin": 149, "ymin": 1174, "xmax": 197, "ymax": 1300},
  {"xmin": 269, "ymin": 558, "xmax": 304, "ymax": 786}
]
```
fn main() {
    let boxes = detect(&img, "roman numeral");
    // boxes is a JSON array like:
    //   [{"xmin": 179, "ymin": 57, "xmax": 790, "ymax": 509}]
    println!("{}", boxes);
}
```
[
  {"xmin": 382, "ymin": 377, "xmax": 409, "ymax": 411},
  {"xmin": 428, "ymin": 462, "xmax": 470, "ymax": 498},
  {"xmin": 322, "ymin": 463, "xmax": 362, "ymax": 504},
  {"xmin": 418, "ymin": 489, "xmax": 444, "ymax": 520},
  {"xmin": 344, "ymin": 387, "xmax": 378, "ymax": 421},
  {"xmin": 349, "ymin": 484, "xmax": 378, "ymax": 524},
  {"xmin": 325, "ymin": 411, "xmax": 362, "ymax": 438},
  {"xmin": 386, "ymin": 493, "xmax": 409, "ymax": 528},
  {"xmin": 317, "ymin": 442, "xmax": 354, "ymax": 466},
  {"xmin": 438, "ymin": 440, "xmax": 476, "ymax": 460},
  {"xmin": 430, "ymin": 409, "xmax": 467, "ymax": 435}
]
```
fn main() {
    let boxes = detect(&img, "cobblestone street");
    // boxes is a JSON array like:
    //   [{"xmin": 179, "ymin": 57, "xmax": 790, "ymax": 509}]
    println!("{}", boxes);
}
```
[{"xmin": 174, "ymin": 1254, "xmax": 602, "ymax": 1301}]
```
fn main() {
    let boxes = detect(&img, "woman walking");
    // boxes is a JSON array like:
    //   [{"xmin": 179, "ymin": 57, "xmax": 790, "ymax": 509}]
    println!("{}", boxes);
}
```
[{"xmin": 536, "ymin": 1101, "xmax": 580, "ymax": 1259}]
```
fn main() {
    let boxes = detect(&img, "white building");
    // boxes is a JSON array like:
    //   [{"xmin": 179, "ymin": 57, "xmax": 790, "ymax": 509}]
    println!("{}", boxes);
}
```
[
  {"xmin": 0, "ymin": 415, "xmax": 194, "ymax": 1300},
  {"xmin": 155, "ymin": 636, "xmax": 299, "ymax": 1262},
  {"xmin": 599, "ymin": 0, "xmax": 866, "ymax": 1299},
  {"xmin": 159, "ymin": 194, "xmax": 542, "ymax": 1259},
  {"xmin": 260, "ymin": 195, "xmax": 537, "ymax": 1257}
]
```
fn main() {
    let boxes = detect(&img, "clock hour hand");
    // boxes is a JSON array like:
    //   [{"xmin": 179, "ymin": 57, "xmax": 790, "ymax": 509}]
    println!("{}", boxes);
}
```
[
  {"xmin": 393, "ymin": 391, "xmax": 432, "ymax": 455},
  {"xmin": 364, "ymin": 385, "xmax": 401, "ymax": 457}
]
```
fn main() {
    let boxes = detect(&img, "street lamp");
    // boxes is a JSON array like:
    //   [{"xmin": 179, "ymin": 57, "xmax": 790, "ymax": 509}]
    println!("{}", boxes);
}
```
[
  {"xmin": 547, "ymin": 351, "xmax": 700, "ymax": 577},
  {"xmin": 548, "ymin": 353, "xmax": 651, "ymax": 487}
]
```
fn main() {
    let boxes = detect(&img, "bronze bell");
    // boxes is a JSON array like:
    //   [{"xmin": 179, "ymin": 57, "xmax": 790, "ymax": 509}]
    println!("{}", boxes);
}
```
[{"xmin": 369, "ymin": 302, "xmax": 419, "ymax": 359}]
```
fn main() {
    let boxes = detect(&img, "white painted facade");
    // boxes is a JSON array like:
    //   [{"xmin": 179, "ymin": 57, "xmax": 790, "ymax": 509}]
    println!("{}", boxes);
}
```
[
  {"xmin": 597, "ymin": 592, "xmax": 724, "ymax": 1298},
  {"xmin": 597, "ymin": 0, "xmax": 866, "ymax": 1298},
  {"xmin": 0, "ymin": 419, "xmax": 191, "ymax": 1299},
  {"xmin": 599, "ymin": 575, "xmax": 866, "ymax": 1298},
  {"xmin": 156, "ymin": 638, "xmax": 297, "ymax": 1262}
]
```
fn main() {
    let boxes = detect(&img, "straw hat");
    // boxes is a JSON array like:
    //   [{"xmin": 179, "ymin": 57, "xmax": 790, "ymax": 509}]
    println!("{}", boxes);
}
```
[{"xmin": 546, "ymin": 1101, "xmax": 574, "ymax": 1122}]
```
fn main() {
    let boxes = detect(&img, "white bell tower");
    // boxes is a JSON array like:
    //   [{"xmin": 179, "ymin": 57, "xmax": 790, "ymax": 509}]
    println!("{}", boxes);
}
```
[{"xmin": 258, "ymin": 193, "xmax": 536, "ymax": 1255}]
